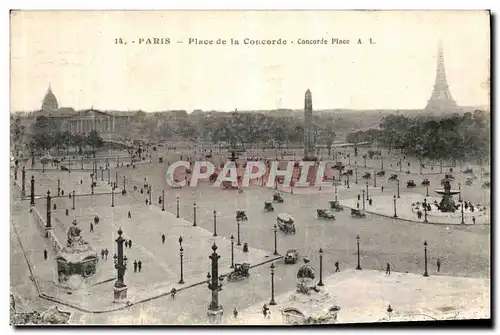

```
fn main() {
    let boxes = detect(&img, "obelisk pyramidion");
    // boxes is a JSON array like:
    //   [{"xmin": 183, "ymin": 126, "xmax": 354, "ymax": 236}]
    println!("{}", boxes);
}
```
[
  {"xmin": 303, "ymin": 89, "xmax": 315, "ymax": 159},
  {"xmin": 425, "ymin": 42, "xmax": 457, "ymax": 114}
]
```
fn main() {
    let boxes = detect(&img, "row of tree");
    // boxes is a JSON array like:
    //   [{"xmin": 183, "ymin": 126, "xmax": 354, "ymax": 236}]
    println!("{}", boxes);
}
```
[
  {"xmin": 154, "ymin": 112, "xmax": 339, "ymax": 155},
  {"xmin": 28, "ymin": 116, "xmax": 104, "ymax": 156},
  {"xmin": 346, "ymin": 110, "xmax": 490, "ymax": 161}
]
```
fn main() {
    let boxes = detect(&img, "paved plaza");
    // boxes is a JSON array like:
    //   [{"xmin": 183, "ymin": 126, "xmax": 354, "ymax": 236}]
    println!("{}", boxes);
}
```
[{"xmin": 10, "ymin": 147, "xmax": 491, "ymax": 324}]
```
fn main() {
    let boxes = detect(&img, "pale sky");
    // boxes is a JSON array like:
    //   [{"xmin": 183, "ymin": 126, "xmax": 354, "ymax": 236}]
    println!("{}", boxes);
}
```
[{"xmin": 10, "ymin": 10, "xmax": 490, "ymax": 112}]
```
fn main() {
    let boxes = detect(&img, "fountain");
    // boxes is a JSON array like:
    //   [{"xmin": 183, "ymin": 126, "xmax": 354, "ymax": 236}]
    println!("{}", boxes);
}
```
[
  {"xmin": 279, "ymin": 258, "xmax": 340, "ymax": 325},
  {"xmin": 434, "ymin": 180, "xmax": 460, "ymax": 212}
]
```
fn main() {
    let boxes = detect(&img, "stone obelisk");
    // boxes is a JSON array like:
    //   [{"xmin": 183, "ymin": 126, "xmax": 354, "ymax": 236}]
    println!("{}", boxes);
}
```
[{"xmin": 303, "ymin": 89, "xmax": 315, "ymax": 159}]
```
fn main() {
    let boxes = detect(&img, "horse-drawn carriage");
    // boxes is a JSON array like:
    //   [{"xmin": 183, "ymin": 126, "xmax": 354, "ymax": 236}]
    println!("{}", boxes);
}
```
[
  {"xmin": 277, "ymin": 213, "xmax": 296, "ymax": 234},
  {"xmin": 227, "ymin": 263, "xmax": 250, "ymax": 282},
  {"xmin": 465, "ymin": 178, "xmax": 474, "ymax": 186},
  {"xmin": 222, "ymin": 180, "xmax": 238, "ymax": 190},
  {"xmin": 350, "ymin": 208, "xmax": 366, "ymax": 218},
  {"xmin": 264, "ymin": 201, "xmax": 274, "ymax": 212},
  {"xmin": 463, "ymin": 167, "xmax": 474, "ymax": 174},
  {"xmin": 407, "ymin": 180, "xmax": 416, "ymax": 188},
  {"xmin": 236, "ymin": 210, "xmax": 248, "ymax": 221},
  {"xmin": 362, "ymin": 172, "xmax": 371, "ymax": 179},
  {"xmin": 329, "ymin": 201, "xmax": 344, "ymax": 212},
  {"xmin": 388, "ymin": 174, "xmax": 398, "ymax": 181},
  {"xmin": 421, "ymin": 179, "xmax": 430, "ymax": 186},
  {"xmin": 317, "ymin": 209, "xmax": 335, "ymax": 220},
  {"xmin": 375, "ymin": 170, "xmax": 385, "ymax": 177},
  {"xmin": 273, "ymin": 192, "xmax": 284, "ymax": 203}
]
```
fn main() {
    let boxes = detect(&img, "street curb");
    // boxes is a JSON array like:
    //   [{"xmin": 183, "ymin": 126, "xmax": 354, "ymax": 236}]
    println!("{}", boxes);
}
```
[{"xmin": 340, "ymin": 203, "xmax": 490, "ymax": 227}]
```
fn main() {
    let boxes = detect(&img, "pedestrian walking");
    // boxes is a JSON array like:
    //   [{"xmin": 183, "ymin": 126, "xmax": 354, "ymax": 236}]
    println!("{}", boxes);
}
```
[
  {"xmin": 335, "ymin": 261, "xmax": 340, "ymax": 272},
  {"xmin": 138, "ymin": 260, "xmax": 142, "ymax": 272},
  {"xmin": 472, "ymin": 216, "xmax": 476, "ymax": 225},
  {"xmin": 161, "ymin": 234, "xmax": 166, "ymax": 244},
  {"xmin": 146, "ymin": 199, "xmax": 149, "ymax": 205},
  {"xmin": 65, "ymin": 209, "xmax": 69, "ymax": 216},
  {"xmin": 53, "ymin": 203, "xmax": 57, "ymax": 210},
  {"xmin": 369, "ymin": 198, "xmax": 373, "ymax": 206},
  {"xmin": 437, "ymin": 259, "xmax": 441, "ymax": 272},
  {"xmin": 104, "ymin": 248, "xmax": 109, "ymax": 260},
  {"xmin": 243, "ymin": 242, "xmax": 249, "ymax": 253},
  {"xmin": 101, "ymin": 249, "xmax": 105, "ymax": 260},
  {"xmin": 124, "ymin": 240, "xmax": 129, "ymax": 248},
  {"xmin": 171, "ymin": 288, "xmax": 177, "ymax": 300},
  {"xmin": 357, "ymin": 202, "xmax": 360, "ymax": 209},
  {"xmin": 128, "ymin": 211, "xmax": 132, "ymax": 218},
  {"xmin": 357, "ymin": 194, "xmax": 361, "ymax": 201},
  {"xmin": 262, "ymin": 304, "xmax": 269, "ymax": 318},
  {"xmin": 133, "ymin": 260, "xmax": 138, "ymax": 273},
  {"xmin": 44, "ymin": 249, "xmax": 48, "ymax": 260},
  {"xmin": 90, "ymin": 222, "xmax": 94, "ymax": 233},
  {"xmin": 233, "ymin": 308, "xmax": 238, "ymax": 319},
  {"xmin": 129, "ymin": 239, "xmax": 132, "ymax": 248},
  {"xmin": 381, "ymin": 186, "xmax": 384, "ymax": 193},
  {"xmin": 386, "ymin": 263, "xmax": 391, "ymax": 275}
]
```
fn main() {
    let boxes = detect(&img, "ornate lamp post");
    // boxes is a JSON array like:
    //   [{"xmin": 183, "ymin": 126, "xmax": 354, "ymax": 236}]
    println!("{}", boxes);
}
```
[
  {"xmin": 230, "ymin": 235, "xmax": 235, "ymax": 268},
  {"xmin": 57, "ymin": 178, "xmax": 61, "ymax": 196},
  {"xmin": 236, "ymin": 217, "xmax": 242, "ymax": 246},
  {"xmin": 356, "ymin": 234, "xmax": 362, "ymax": 270},
  {"xmin": 355, "ymin": 168, "xmax": 358, "ymax": 184},
  {"xmin": 423, "ymin": 241, "xmax": 429, "ymax": 277},
  {"xmin": 207, "ymin": 243, "xmax": 223, "ymax": 323},
  {"xmin": 426, "ymin": 183, "xmax": 429, "ymax": 197},
  {"xmin": 273, "ymin": 224, "xmax": 279, "ymax": 255},
  {"xmin": 381, "ymin": 156, "xmax": 384, "ymax": 170},
  {"xmin": 318, "ymin": 248, "xmax": 324, "ymax": 286},
  {"xmin": 365, "ymin": 181, "xmax": 369, "ymax": 200},
  {"xmin": 393, "ymin": 195, "xmax": 398, "ymax": 218},
  {"xmin": 111, "ymin": 186, "xmax": 115, "ymax": 207},
  {"xmin": 374, "ymin": 173, "xmax": 377, "ymax": 188},
  {"xmin": 213, "ymin": 210, "xmax": 218, "ymax": 237},
  {"xmin": 30, "ymin": 175, "xmax": 35, "ymax": 205},
  {"xmin": 399, "ymin": 158, "xmax": 402, "ymax": 172},
  {"xmin": 46, "ymin": 190, "xmax": 52, "ymax": 229},
  {"xmin": 461, "ymin": 202, "xmax": 465, "ymax": 225},
  {"xmin": 364, "ymin": 155, "xmax": 367, "ymax": 167},
  {"xmin": 72, "ymin": 190, "xmax": 75, "ymax": 210},
  {"xmin": 113, "ymin": 228, "xmax": 128, "ymax": 301},
  {"xmin": 193, "ymin": 202, "xmax": 197, "ymax": 226},
  {"xmin": 22, "ymin": 166, "xmax": 26, "ymax": 196},
  {"xmin": 423, "ymin": 198, "xmax": 428, "ymax": 223},
  {"xmin": 42, "ymin": 160, "xmax": 45, "ymax": 173},
  {"xmin": 458, "ymin": 183, "xmax": 462, "ymax": 202},
  {"xmin": 123, "ymin": 176, "xmax": 127, "ymax": 194},
  {"xmin": 148, "ymin": 185, "xmax": 152, "ymax": 205},
  {"xmin": 397, "ymin": 180, "xmax": 400, "ymax": 198},
  {"xmin": 347, "ymin": 173, "xmax": 350, "ymax": 188},
  {"xmin": 269, "ymin": 263, "xmax": 277, "ymax": 305},
  {"xmin": 115, "ymin": 172, "xmax": 118, "ymax": 188},
  {"xmin": 107, "ymin": 168, "xmax": 110, "ymax": 184},
  {"xmin": 176, "ymin": 196, "xmax": 180, "ymax": 218},
  {"xmin": 101, "ymin": 167, "xmax": 104, "ymax": 181},
  {"xmin": 362, "ymin": 189, "xmax": 366, "ymax": 210},
  {"xmin": 178, "ymin": 236, "xmax": 185, "ymax": 284},
  {"xmin": 160, "ymin": 190, "xmax": 164, "ymax": 211}
]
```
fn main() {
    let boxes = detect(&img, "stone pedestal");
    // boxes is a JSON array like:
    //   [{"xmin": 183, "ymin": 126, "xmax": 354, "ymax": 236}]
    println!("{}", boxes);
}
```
[
  {"xmin": 280, "ymin": 288, "xmax": 340, "ymax": 325},
  {"xmin": 207, "ymin": 307, "xmax": 224, "ymax": 324},
  {"xmin": 113, "ymin": 285, "xmax": 128, "ymax": 302}
]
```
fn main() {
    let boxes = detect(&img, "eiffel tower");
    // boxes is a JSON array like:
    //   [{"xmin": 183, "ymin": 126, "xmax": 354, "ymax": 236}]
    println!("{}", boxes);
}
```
[{"xmin": 425, "ymin": 43, "xmax": 457, "ymax": 113}]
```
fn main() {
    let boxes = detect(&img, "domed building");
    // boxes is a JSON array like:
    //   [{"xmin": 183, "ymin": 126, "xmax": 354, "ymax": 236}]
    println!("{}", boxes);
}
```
[
  {"xmin": 32, "ymin": 84, "xmax": 129, "ymax": 138},
  {"xmin": 41, "ymin": 84, "xmax": 59, "ymax": 112}
]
